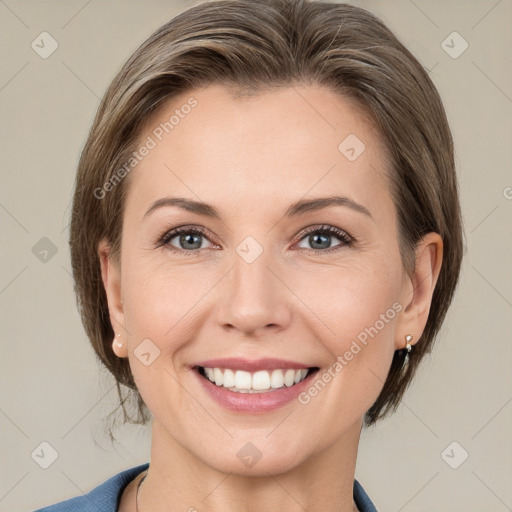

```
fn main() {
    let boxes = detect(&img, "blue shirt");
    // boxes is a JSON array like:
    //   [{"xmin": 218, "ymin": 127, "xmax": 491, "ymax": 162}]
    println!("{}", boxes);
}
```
[{"xmin": 33, "ymin": 462, "xmax": 378, "ymax": 511}]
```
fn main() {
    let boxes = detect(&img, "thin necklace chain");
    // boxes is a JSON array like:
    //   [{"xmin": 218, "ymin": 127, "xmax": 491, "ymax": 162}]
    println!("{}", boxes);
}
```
[{"xmin": 135, "ymin": 470, "xmax": 148, "ymax": 512}]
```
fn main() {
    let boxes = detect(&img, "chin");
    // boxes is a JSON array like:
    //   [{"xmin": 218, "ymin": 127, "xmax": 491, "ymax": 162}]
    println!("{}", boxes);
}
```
[{"xmin": 195, "ymin": 436, "xmax": 311, "ymax": 477}]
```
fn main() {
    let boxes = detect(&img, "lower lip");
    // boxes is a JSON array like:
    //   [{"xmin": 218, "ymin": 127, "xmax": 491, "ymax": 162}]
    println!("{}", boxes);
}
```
[{"xmin": 193, "ymin": 368, "xmax": 318, "ymax": 414}]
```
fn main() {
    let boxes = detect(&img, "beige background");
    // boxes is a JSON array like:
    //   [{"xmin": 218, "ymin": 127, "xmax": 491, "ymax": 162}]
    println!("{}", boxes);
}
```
[{"xmin": 1, "ymin": 0, "xmax": 511, "ymax": 511}]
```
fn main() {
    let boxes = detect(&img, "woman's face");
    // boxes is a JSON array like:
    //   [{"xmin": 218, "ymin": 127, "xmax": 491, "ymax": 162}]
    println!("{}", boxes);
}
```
[{"xmin": 103, "ymin": 84, "xmax": 426, "ymax": 474}]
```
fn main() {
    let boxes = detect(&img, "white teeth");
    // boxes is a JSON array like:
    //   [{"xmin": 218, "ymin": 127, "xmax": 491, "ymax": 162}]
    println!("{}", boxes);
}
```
[
  {"xmin": 252, "ymin": 370, "xmax": 270, "ymax": 390},
  {"xmin": 223, "ymin": 369, "xmax": 235, "ymax": 387},
  {"xmin": 200, "ymin": 367, "xmax": 311, "ymax": 393},
  {"xmin": 234, "ymin": 370, "xmax": 252, "ymax": 390},
  {"xmin": 214, "ymin": 368, "xmax": 223, "ymax": 386},
  {"xmin": 270, "ymin": 369, "xmax": 284, "ymax": 389},
  {"xmin": 284, "ymin": 369, "xmax": 295, "ymax": 387}
]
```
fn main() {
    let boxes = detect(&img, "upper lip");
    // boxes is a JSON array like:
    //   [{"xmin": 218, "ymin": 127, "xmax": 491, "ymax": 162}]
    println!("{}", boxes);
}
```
[{"xmin": 192, "ymin": 357, "xmax": 315, "ymax": 372}]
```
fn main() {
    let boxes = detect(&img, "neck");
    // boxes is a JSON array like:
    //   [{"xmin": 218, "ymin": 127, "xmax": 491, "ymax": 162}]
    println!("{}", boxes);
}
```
[{"xmin": 137, "ymin": 417, "xmax": 363, "ymax": 512}]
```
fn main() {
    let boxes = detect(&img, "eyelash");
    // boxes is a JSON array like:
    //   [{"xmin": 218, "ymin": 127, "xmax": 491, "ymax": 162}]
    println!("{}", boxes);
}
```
[{"xmin": 156, "ymin": 224, "xmax": 355, "ymax": 256}]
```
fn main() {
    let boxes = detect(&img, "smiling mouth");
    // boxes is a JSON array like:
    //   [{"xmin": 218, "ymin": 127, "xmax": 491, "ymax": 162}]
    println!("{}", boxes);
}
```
[{"xmin": 195, "ymin": 366, "xmax": 320, "ymax": 393}]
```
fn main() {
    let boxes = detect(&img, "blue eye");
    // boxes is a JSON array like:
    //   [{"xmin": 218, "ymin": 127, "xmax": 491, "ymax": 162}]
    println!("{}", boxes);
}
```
[
  {"xmin": 295, "ymin": 225, "xmax": 353, "ymax": 253},
  {"xmin": 159, "ymin": 226, "xmax": 213, "ymax": 253},
  {"xmin": 157, "ymin": 224, "xmax": 354, "ymax": 255}
]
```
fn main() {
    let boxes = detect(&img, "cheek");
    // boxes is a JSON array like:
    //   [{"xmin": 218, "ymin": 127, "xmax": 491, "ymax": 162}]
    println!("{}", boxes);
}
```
[
  {"xmin": 120, "ymin": 258, "xmax": 203, "ymax": 406},
  {"xmin": 293, "ymin": 254, "xmax": 402, "ymax": 371},
  {"xmin": 292, "ymin": 262, "xmax": 402, "ymax": 423},
  {"xmin": 300, "ymin": 255, "xmax": 401, "ymax": 326},
  {"xmin": 122, "ymin": 251, "xmax": 211, "ymax": 335}
]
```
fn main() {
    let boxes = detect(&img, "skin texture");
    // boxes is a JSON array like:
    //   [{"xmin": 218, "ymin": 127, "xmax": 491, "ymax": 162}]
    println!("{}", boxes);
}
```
[{"xmin": 99, "ymin": 84, "xmax": 443, "ymax": 512}]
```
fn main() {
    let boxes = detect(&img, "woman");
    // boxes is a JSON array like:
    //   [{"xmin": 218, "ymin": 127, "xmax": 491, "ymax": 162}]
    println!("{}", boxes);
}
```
[{"xmin": 34, "ymin": 0, "xmax": 463, "ymax": 510}]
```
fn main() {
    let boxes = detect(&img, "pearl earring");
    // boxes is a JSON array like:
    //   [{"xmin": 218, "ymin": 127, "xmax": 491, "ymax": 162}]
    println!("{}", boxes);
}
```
[
  {"xmin": 114, "ymin": 333, "xmax": 123, "ymax": 349},
  {"xmin": 403, "ymin": 334, "xmax": 413, "ymax": 367}
]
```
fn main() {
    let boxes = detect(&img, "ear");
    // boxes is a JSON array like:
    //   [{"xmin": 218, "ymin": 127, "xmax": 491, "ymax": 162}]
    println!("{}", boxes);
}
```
[
  {"xmin": 395, "ymin": 232, "xmax": 443, "ymax": 350},
  {"xmin": 98, "ymin": 238, "xmax": 127, "ymax": 358}
]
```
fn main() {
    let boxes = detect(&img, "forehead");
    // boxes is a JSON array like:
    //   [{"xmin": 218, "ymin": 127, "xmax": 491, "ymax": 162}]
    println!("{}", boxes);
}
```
[{"xmin": 126, "ymin": 84, "xmax": 393, "ymax": 221}]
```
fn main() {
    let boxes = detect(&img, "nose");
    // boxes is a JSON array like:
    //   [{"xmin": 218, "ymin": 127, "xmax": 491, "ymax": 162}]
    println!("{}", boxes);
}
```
[{"xmin": 214, "ymin": 246, "xmax": 292, "ymax": 337}]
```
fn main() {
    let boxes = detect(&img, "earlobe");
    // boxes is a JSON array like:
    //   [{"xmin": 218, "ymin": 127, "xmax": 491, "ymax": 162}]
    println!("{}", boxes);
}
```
[
  {"xmin": 111, "ymin": 332, "xmax": 127, "ymax": 358},
  {"xmin": 396, "ymin": 232, "xmax": 443, "ymax": 350},
  {"xmin": 98, "ymin": 239, "xmax": 126, "ymax": 352}
]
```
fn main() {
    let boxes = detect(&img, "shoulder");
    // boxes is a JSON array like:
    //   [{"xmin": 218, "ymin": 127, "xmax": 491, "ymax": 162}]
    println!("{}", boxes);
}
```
[
  {"xmin": 31, "ymin": 462, "xmax": 150, "ymax": 512},
  {"xmin": 354, "ymin": 478, "xmax": 379, "ymax": 512}
]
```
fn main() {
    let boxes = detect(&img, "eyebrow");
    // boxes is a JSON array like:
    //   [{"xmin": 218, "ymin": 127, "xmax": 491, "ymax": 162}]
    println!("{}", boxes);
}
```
[
  {"xmin": 143, "ymin": 195, "xmax": 373, "ymax": 221},
  {"xmin": 285, "ymin": 195, "xmax": 373, "ymax": 219}
]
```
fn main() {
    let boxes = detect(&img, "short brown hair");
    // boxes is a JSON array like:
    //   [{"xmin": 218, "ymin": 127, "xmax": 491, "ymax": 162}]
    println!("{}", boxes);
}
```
[{"xmin": 70, "ymin": 0, "xmax": 464, "ymax": 430}]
